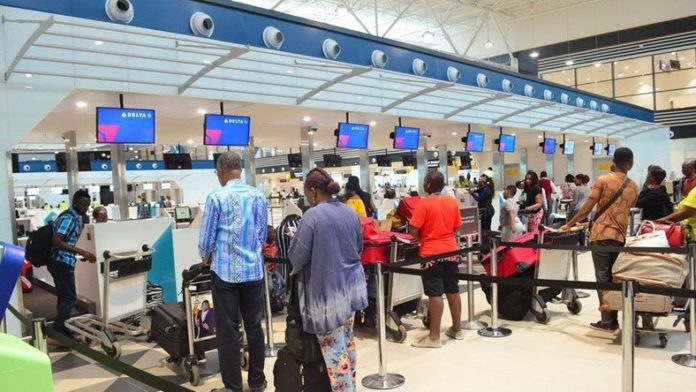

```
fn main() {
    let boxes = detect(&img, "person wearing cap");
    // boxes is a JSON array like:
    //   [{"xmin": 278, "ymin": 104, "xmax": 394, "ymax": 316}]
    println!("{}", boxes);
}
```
[{"xmin": 561, "ymin": 147, "xmax": 639, "ymax": 332}]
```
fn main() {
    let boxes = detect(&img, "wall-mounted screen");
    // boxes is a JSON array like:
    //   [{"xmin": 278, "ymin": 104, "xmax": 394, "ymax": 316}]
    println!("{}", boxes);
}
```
[
  {"xmin": 402, "ymin": 154, "xmax": 417, "ymax": 168},
  {"xmin": 96, "ymin": 107, "xmax": 155, "ymax": 144},
  {"xmin": 376, "ymin": 155, "xmax": 392, "ymax": 167},
  {"xmin": 336, "ymin": 122, "xmax": 369, "ymax": 149},
  {"xmin": 288, "ymin": 153, "xmax": 302, "ymax": 168},
  {"xmin": 204, "ymin": 114, "xmax": 251, "ymax": 146},
  {"xmin": 607, "ymin": 144, "xmax": 617, "ymax": 157},
  {"xmin": 593, "ymin": 143, "xmax": 604, "ymax": 156},
  {"xmin": 323, "ymin": 154, "xmax": 342, "ymax": 167},
  {"xmin": 563, "ymin": 140, "xmax": 575, "ymax": 155},
  {"xmin": 163, "ymin": 153, "xmax": 192, "ymax": 170},
  {"xmin": 393, "ymin": 126, "xmax": 420, "ymax": 150},
  {"xmin": 498, "ymin": 134, "xmax": 516, "ymax": 153},
  {"xmin": 543, "ymin": 138, "xmax": 556, "ymax": 154},
  {"xmin": 466, "ymin": 132, "xmax": 485, "ymax": 152}
]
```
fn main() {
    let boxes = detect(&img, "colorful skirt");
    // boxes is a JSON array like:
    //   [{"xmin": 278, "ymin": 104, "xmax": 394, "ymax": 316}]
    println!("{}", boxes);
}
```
[{"xmin": 316, "ymin": 315, "xmax": 357, "ymax": 392}]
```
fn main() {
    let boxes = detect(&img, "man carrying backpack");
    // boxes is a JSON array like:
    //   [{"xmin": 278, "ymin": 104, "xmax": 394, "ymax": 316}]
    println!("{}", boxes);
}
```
[{"xmin": 48, "ymin": 189, "xmax": 96, "ymax": 342}]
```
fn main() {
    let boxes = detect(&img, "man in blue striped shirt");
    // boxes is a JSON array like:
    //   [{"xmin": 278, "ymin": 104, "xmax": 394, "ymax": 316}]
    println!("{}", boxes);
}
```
[
  {"xmin": 48, "ymin": 189, "xmax": 96, "ymax": 342},
  {"xmin": 199, "ymin": 152, "xmax": 268, "ymax": 392}
]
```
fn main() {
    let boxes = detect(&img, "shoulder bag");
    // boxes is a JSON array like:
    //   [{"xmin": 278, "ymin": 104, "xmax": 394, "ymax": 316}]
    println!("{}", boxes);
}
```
[{"xmin": 589, "ymin": 176, "xmax": 631, "ymax": 231}]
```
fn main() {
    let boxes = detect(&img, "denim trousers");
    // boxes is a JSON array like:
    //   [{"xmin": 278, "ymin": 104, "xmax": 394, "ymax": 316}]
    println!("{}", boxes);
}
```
[{"xmin": 47, "ymin": 261, "xmax": 77, "ymax": 336}]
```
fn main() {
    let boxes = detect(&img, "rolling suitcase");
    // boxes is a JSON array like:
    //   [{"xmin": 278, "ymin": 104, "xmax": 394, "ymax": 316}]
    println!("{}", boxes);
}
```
[
  {"xmin": 150, "ymin": 302, "xmax": 190, "ymax": 361},
  {"xmin": 481, "ymin": 232, "xmax": 540, "ymax": 277}
]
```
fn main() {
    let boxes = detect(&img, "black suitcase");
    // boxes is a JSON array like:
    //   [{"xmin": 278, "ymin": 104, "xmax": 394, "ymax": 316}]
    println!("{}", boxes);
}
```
[
  {"xmin": 273, "ymin": 347, "xmax": 331, "ymax": 392},
  {"xmin": 150, "ymin": 302, "xmax": 217, "ymax": 361}
]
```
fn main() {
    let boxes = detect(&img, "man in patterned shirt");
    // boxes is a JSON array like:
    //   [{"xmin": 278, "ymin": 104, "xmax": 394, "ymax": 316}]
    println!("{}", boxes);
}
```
[
  {"xmin": 561, "ymin": 147, "xmax": 639, "ymax": 332},
  {"xmin": 48, "ymin": 189, "xmax": 96, "ymax": 342},
  {"xmin": 199, "ymin": 152, "xmax": 268, "ymax": 392}
]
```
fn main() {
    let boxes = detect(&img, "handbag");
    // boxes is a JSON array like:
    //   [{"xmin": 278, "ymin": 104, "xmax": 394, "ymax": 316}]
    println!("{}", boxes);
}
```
[
  {"xmin": 589, "ymin": 176, "xmax": 631, "ymax": 231},
  {"xmin": 638, "ymin": 220, "xmax": 684, "ymax": 247}
]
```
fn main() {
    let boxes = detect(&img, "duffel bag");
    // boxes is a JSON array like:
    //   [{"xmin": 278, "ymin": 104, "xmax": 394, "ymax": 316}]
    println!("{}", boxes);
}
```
[
  {"xmin": 611, "ymin": 231, "xmax": 689, "ymax": 288},
  {"xmin": 638, "ymin": 220, "xmax": 685, "ymax": 248}
]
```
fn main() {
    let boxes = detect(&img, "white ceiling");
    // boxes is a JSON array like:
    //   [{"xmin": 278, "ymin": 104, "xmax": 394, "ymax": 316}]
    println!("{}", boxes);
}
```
[
  {"xmin": 19, "ymin": 89, "xmax": 608, "ymax": 152},
  {"xmin": 234, "ymin": 0, "xmax": 696, "ymax": 60}
]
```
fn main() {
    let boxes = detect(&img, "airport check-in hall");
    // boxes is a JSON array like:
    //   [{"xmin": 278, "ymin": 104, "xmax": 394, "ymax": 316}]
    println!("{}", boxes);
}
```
[{"xmin": 0, "ymin": 0, "xmax": 695, "ymax": 391}]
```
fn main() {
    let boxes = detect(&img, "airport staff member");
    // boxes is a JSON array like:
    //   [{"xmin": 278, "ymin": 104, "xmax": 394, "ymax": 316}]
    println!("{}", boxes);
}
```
[
  {"xmin": 48, "ymin": 190, "xmax": 97, "ymax": 344},
  {"xmin": 199, "ymin": 152, "xmax": 268, "ymax": 392}
]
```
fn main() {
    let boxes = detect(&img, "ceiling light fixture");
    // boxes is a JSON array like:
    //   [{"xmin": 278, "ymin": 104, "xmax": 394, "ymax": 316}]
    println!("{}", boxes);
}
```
[
  {"xmin": 617, "ymin": 72, "xmax": 624, "ymax": 77},
  {"xmin": 197, "ymin": 108, "xmax": 207, "ymax": 115},
  {"xmin": 94, "ymin": 40, "xmax": 104, "ymax": 46},
  {"xmin": 537, "ymin": 135, "xmax": 543, "ymax": 139},
  {"xmin": 594, "ymin": 62, "xmax": 602, "ymax": 67},
  {"xmin": 369, "ymin": 121, "xmax": 377, "ymax": 126},
  {"xmin": 24, "ymin": 73, "xmax": 32, "ymax": 78},
  {"xmin": 451, "ymin": 132, "xmax": 457, "ymax": 136},
  {"xmin": 565, "ymin": 60, "xmax": 574, "ymax": 66},
  {"xmin": 529, "ymin": 51, "xmax": 539, "ymax": 58},
  {"xmin": 286, "ymin": 70, "xmax": 294, "ymax": 74},
  {"xmin": 484, "ymin": 40, "xmax": 494, "ymax": 48},
  {"xmin": 302, "ymin": 115, "xmax": 311, "ymax": 122},
  {"xmin": 75, "ymin": 101, "xmax": 88, "ymax": 108},
  {"xmin": 203, "ymin": 60, "xmax": 211, "ymax": 64},
  {"xmin": 187, "ymin": 139, "xmax": 194, "ymax": 144}
]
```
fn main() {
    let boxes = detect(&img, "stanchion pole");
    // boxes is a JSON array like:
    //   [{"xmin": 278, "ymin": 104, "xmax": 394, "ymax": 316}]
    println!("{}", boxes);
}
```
[
  {"xmin": 32, "ymin": 317, "xmax": 47, "ymax": 354},
  {"xmin": 572, "ymin": 249, "xmax": 590, "ymax": 299},
  {"xmin": 672, "ymin": 243, "xmax": 696, "ymax": 367},
  {"xmin": 362, "ymin": 262, "xmax": 405, "ymax": 390},
  {"xmin": 622, "ymin": 280, "xmax": 636, "ymax": 392},
  {"xmin": 262, "ymin": 267, "xmax": 278, "ymax": 357},
  {"xmin": 463, "ymin": 235, "xmax": 486, "ymax": 330},
  {"xmin": 478, "ymin": 238, "xmax": 511, "ymax": 338}
]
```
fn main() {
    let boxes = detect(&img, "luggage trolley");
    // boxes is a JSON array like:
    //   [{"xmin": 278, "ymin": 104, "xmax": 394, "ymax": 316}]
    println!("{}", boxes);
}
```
[
  {"xmin": 65, "ymin": 245, "xmax": 155, "ymax": 358},
  {"xmin": 384, "ymin": 236, "xmax": 423, "ymax": 343},
  {"xmin": 530, "ymin": 229, "xmax": 583, "ymax": 324}
]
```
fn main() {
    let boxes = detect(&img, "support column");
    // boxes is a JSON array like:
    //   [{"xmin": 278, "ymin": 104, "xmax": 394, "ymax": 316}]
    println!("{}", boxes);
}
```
[
  {"xmin": 417, "ymin": 135, "xmax": 429, "ymax": 195},
  {"xmin": 110, "ymin": 145, "xmax": 129, "ymax": 221},
  {"xmin": 244, "ymin": 137, "xmax": 256, "ymax": 187},
  {"xmin": 567, "ymin": 155, "xmax": 575, "ymax": 176},
  {"xmin": 300, "ymin": 127, "xmax": 315, "ymax": 181},
  {"xmin": 437, "ymin": 144, "xmax": 448, "ymax": 182},
  {"xmin": 63, "ymin": 131, "xmax": 79, "ymax": 196},
  {"xmin": 359, "ymin": 150, "xmax": 371, "ymax": 194},
  {"xmin": 492, "ymin": 151, "xmax": 505, "ymax": 191},
  {"xmin": 519, "ymin": 148, "xmax": 528, "ymax": 181}
]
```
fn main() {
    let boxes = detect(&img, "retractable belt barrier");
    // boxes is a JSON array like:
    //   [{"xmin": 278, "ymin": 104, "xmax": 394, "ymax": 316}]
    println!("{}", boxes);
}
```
[{"xmin": 5, "ymin": 304, "xmax": 194, "ymax": 392}]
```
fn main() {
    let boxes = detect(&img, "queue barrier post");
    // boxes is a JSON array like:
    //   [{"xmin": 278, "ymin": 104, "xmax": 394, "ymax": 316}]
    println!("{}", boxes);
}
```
[
  {"xmin": 462, "ymin": 235, "xmax": 486, "ymax": 330},
  {"xmin": 478, "ymin": 238, "xmax": 511, "ymax": 338},
  {"xmin": 362, "ymin": 262, "xmax": 406, "ymax": 390},
  {"xmin": 621, "ymin": 280, "xmax": 636, "ymax": 392},
  {"xmin": 262, "ymin": 267, "xmax": 279, "ymax": 357},
  {"xmin": 32, "ymin": 317, "xmax": 47, "ymax": 354},
  {"xmin": 672, "ymin": 243, "xmax": 696, "ymax": 368},
  {"xmin": 572, "ymin": 250, "xmax": 590, "ymax": 299}
]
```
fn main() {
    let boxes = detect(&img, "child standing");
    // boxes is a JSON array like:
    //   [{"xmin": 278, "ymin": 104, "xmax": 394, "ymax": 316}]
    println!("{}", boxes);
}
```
[{"xmin": 500, "ymin": 185, "xmax": 524, "ymax": 241}]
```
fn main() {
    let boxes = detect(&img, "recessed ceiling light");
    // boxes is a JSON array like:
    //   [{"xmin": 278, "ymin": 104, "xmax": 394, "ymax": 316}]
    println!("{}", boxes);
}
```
[
  {"xmin": 624, "ymin": 66, "xmax": 629, "ymax": 70},
  {"xmin": 85, "ymin": 143, "xmax": 91, "ymax": 147},
  {"xmin": 24, "ymin": 73, "xmax": 32, "ymax": 78},
  {"xmin": 286, "ymin": 70, "xmax": 294, "ymax": 74},
  {"xmin": 671, "ymin": 52, "xmax": 676, "ymax": 55},
  {"xmin": 197, "ymin": 108, "xmax": 207, "ymax": 115},
  {"xmin": 356, "ymin": 96, "xmax": 363, "ymax": 100},
  {"xmin": 565, "ymin": 60, "xmax": 574, "ymax": 66},
  {"xmin": 680, "ymin": 57, "xmax": 685, "ymax": 61},
  {"xmin": 451, "ymin": 132, "xmax": 457, "ymax": 136},
  {"xmin": 484, "ymin": 40, "xmax": 494, "ymax": 48},
  {"xmin": 203, "ymin": 60, "xmax": 212, "ymax": 64},
  {"xmin": 25, "ymin": 85, "xmax": 33, "ymax": 89},
  {"xmin": 187, "ymin": 139, "xmax": 194, "ymax": 144},
  {"xmin": 312, "ymin": 142, "xmax": 318, "ymax": 147},
  {"xmin": 511, "ymin": 133, "xmax": 516, "ymax": 136},
  {"xmin": 94, "ymin": 40, "xmax": 104, "ymax": 46},
  {"xmin": 537, "ymin": 135, "xmax": 543, "ymax": 139},
  {"xmin": 369, "ymin": 121, "xmax": 377, "ymax": 126},
  {"xmin": 75, "ymin": 101, "xmax": 87, "ymax": 108},
  {"xmin": 617, "ymin": 73, "xmax": 624, "ymax": 77},
  {"xmin": 634, "ymin": 70, "xmax": 639, "ymax": 74},
  {"xmin": 128, "ymin": 147, "xmax": 134, "ymax": 151},
  {"xmin": 302, "ymin": 115, "xmax": 311, "ymax": 122},
  {"xmin": 594, "ymin": 62, "xmax": 602, "ymax": 67},
  {"xmin": 529, "ymin": 51, "xmax": 539, "ymax": 58},
  {"xmin": 586, "ymin": 77, "xmax": 590, "ymax": 81},
  {"xmin": 31, "ymin": 157, "xmax": 36, "ymax": 160},
  {"xmin": 583, "ymin": 139, "xmax": 589, "ymax": 143}
]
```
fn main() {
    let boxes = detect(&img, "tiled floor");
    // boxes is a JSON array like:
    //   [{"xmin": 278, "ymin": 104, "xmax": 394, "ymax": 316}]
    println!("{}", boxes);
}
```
[{"xmin": 49, "ymin": 252, "xmax": 696, "ymax": 391}]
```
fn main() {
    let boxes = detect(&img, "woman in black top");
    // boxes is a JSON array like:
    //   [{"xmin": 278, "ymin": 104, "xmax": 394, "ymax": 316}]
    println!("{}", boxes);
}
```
[
  {"xmin": 520, "ymin": 171, "xmax": 545, "ymax": 235},
  {"xmin": 469, "ymin": 175, "xmax": 495, "ymax": 231},
  {"xmin": 636, "ymin": 165, "xmax": 673, "ymax": 221}
]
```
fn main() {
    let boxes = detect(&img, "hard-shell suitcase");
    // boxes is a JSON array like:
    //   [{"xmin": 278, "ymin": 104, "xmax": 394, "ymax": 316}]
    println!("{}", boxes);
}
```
[
  {"xmin": 273, "ymin": 347, "xmax": 331, "ymax": 392},
  {"xmin": 360, "ymin": 218, "xmax": 414, "ymax": 265},
  {"xmin": 481, "ymin": 232, "xmax": 539, "ymax": 277},
  {"xmin": 150, "ymin": 302, "xmax": 217, "ymax": 361}
]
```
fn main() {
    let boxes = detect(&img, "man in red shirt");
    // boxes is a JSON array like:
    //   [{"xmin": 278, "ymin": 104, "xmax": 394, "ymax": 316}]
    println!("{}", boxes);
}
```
[
  {"xmin": 409, "ymin": 171, "xmax": 463, "ymax": 348},
  {"xmin": 539, "ymin": 171, "xmax": 554, "ymax": 203},
  {"xmin": 681, "ymin": 160, "xmax": 696, "ymax": 199}
]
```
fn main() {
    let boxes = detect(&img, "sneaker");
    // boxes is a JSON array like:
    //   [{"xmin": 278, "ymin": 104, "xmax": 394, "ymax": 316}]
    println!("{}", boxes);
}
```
[
  {"xmin": 250, "ymin": 380, "xmax": 268, "ymax": 392},
  {"xmin": 589, "ymin": 321, "xmax": 619, "ymax": 332},
  {"xmin": 411, "ymin": 335, "xmax": 441, "ymax": 348},
  {"xmin": 445, "ymin": 328, "xmax": 464, "ymax": 340}
]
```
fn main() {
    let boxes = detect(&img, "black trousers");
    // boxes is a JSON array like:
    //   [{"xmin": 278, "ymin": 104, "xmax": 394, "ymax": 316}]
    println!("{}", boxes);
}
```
[
  {"xmin": 211, "ymin": 272, "xmax": 266, "ymax": 391},
  {"xmin": 47, "ymin": 261, "xmax": 76, "ymax": 336},
  {"xmin": 590, "ymin": 239, "xmax": 623, "ymax": 323}
]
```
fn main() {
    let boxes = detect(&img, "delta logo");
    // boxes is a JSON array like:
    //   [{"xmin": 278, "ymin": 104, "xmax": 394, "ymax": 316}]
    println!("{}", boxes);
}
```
[
  {"xmin": 120, "ymin": 112, "xmax": 153, "ymax": 118},
  {"xmin": 223, "ymin": 118, "xmax": 248, "ymax": 125}
]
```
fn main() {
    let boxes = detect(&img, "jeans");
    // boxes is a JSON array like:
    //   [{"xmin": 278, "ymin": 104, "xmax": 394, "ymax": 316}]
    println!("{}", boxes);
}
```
[
  {"xmin": 211, "ymin": 272, "xmax": 266, "ymax": 391},
  {"xmin": 590, "ymin": 239, "xmax": 624, "ymax": 323},
  {"xmin": 47, "ymin": 261, "xmax": 77, "ymax": 336}
]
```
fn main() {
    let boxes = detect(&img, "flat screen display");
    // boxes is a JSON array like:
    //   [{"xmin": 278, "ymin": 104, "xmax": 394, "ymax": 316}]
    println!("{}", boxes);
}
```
[
  {"xmin": 563, "ymin": 140, "xmax": 575, "ymax": 155},
  {"xmin": 466, "ymin": 132, "xmax": 485, "ymax": 152},
  {"xmin": 376, "ymin": 155, "xmax": 392, "ymax": 167},
  {"xmin": 175, "ymin": 206, "xmax": 191, "ymax": 222},
  {"xmin": 163, "ymin": 153, "xmax": 192, "ymax": 170},
  {"xmin": 543, "ymin": 138, "xmax": 556, "ymax": 154},
  {"xmin": 96, "ymin": 107, "xmax": 155, "ymax": 144},
  {"xmin": 204, "ymin": 114, "xmax": 251, "ymax": 146},
  {"xmin": 498, "ymin": 134, "xmax": 516, "ymax": 153},
  {"xmin": 593, "ymin": 143, "xmax": 604, "ymax": 156},
  {"xmin": 393, "ymin": 126, "xmax": 420, "ymax": 150},
  {"xmin": 288, "ymin": 153, "xmax": 302, "ymax": 168},
  {"xmin": 336, "ymin": 123, "xmax": 369, "ymax": 149},
  {"xmin": 402, "ymin": 155, "xmax": 417, "ymax": 168},
  {"xmin": 607, "ymin": 144, "xmax": 617, "ymax": 157},
  {"xmin": 323, "ymin": 154, "xmax": 342, "ymax": 168}
]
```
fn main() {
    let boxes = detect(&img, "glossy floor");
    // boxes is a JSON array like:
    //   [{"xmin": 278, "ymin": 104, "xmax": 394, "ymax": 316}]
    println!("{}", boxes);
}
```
[{"xmin": 50, "ymin": 252, "xmax": 696, "ymax": 391}]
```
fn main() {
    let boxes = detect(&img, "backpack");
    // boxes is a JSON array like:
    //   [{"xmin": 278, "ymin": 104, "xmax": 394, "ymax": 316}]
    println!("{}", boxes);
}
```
[{"xmin": 25, "ymin": 211, "xmax": 68, "ymax": 267}]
